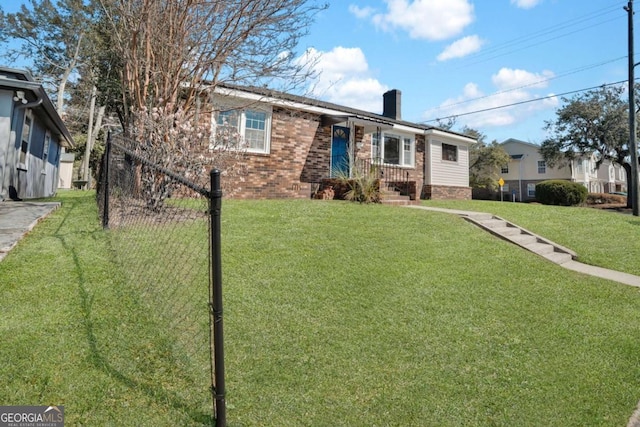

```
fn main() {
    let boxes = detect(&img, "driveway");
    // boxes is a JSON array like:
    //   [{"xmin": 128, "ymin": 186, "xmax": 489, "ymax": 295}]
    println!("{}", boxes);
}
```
[{"xmin": 0, "ymin": 201, "xmax": 60, "ymax": 261}]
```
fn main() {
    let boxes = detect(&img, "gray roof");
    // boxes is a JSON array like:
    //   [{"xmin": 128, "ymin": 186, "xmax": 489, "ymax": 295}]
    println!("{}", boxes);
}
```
[
  {"xmin": 0, "ymin": 66, "xmax": 74, "ymax": 147},
  {"xmin": 216, "ymin": 82, "xmax": 475, "ymax": 141}
]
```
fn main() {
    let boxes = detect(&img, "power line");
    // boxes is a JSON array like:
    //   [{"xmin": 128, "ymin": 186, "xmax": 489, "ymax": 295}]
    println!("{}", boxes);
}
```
[
  {"xmin": 456, "ymin": 4, "xmax": 625, "ymax": 68},
  {"xmin": 424, "ymin": 79, "xmax": 628, "ymax": 123},
  {"xmin": 437, "ymin": 56, "xmax": 627, "ymax": 111}
]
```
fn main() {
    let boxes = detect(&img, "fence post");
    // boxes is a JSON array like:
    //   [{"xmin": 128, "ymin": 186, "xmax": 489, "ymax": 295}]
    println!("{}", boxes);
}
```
[
  {"xmin": 209, "ymin": 169, "xmax": 226, "ymax": 427},
  {"xmin": 102, "ymin": 132, "xmax": 111, "ymax": 229}
]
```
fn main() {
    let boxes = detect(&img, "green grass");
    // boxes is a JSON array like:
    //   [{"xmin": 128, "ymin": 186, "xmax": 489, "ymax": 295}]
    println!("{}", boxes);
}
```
[
  {"xmin": 2, "ymin": 193, "xmax": 640, "ymax": 426},
  {"xmin": 0, "ymin": 191, "xmax": 212, "ymax": 426},
  {"xmin": 420, "ymin": 199, "xmax": 640, "ymax": 276}
]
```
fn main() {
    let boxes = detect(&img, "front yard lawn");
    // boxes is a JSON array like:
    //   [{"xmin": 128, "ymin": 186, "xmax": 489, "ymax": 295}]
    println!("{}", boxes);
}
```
[{"xmin": 1, "ymin": 192, "xmax": 639, "ymax": 426}]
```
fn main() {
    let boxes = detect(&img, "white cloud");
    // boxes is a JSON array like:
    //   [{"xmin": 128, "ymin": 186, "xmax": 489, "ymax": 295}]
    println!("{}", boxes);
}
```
[
  {"xmin": 298, "ymin": 47, "xmax": 389, "ymax": 112},
  {"xmin": 349, "ymin": 4, "xmax": 376, "ymax": 19},
  {"xmin": 437, "ymin": 35, "xmax": 484, "ymax": 61},
  {"xmin": 492, "ymin": 67, "xmax": 555, "ymax": 90},
  {"xmin": 423, "ymin": 67, "xmax": 559, "ymax": 129},
  {"xmin": 511, "ymin": 0, "xmax": 543, "ymax": 9},
  {"xmin": 371, "ymin": 0, "xmax": 474, "ymax": 41}
]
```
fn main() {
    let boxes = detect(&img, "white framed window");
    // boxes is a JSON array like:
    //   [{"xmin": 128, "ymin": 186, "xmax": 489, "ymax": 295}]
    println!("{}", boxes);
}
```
[
  {"xmin": 372, "ymin": 131, "xmax": 381, "ymax": 161},
  {"xmin": 442, "ymin": 143, "xmax": 458, "ymax": 162},
  {"xmin": 19, "ymin": 110, "xmax": 33, "ymax": 169},
  {"xmin": 501, "ymin": 165, "xmax": 509, "ymax": 174},
  {"xmin": 537, "ymin": 160, "xmax": 546, "ymax": 174},
  {"xmin": 371, "ymin": 131, "xmax": 414, "ymax": 167},
  {"xmin": 210, "ymin": 106, "xmax": 271, "ymax": 154},
  {"xmin": 42, "ymin": 131, "xmax": 51, "ymax": 174},
  {"xmin": 502, "ymin": 183, "xmax": 510, "ymax": 192},
  {"xmin": 620, "ymin": 167, "xmax": 626, "ymax": 181},
  {"xmin": 527, "ymin": 183, "xmax": 536, "ymax": 197}
]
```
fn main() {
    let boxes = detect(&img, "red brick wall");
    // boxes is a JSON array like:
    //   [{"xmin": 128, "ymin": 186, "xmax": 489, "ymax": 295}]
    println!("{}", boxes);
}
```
[
  {"xmin": 198, "ymin": 103, "xmax": 454, "ymax": 200},
  {"xmin": 228, "ymin": 107, "xmax": 331, "ymax": 199},
  {"xmin": 421, "ymin": 184, "xmax": 472, "ymax": 200}
]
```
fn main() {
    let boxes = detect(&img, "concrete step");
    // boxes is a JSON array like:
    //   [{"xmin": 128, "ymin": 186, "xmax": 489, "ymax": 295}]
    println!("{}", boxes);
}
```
[
  {"xmin": 478, "ymin": 218, "xmax": 508, "ymax": 228},
  {"xmin": 491, "ymin": 226, "xmax": 523, "ymax": 236},
  {"xmin": 460, "ymin": 213, "xmax": 577, "ymax": 266},
  {"xmin": 524, "ymin": 242, "xmax": 556, "ymax": 255},
  {"xmin": 542, "ymin": 251, "xmax": 573, "ymax": 265},
  {"xmin": 508, "ymin": 233, "xmax": 538, "ymax": 246},
  {"xmin": 467, "ymin": 213, "xmax": 494, "ymax": 221}
]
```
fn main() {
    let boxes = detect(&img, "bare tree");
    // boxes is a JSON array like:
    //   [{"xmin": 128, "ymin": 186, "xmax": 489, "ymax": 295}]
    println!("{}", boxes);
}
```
[
  {"xmin": 0, "ymin": 0, "xmax": 97, "ymax": 112},
  {"xmin": 98, "ymin": 0, "xmax": 327, "ymax": 130}
]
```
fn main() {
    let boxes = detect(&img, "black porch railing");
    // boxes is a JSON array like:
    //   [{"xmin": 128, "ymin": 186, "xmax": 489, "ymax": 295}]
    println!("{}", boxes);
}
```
[{"xmin": 331, "ymin": 155, "xmax": 411, "ymax": 194}]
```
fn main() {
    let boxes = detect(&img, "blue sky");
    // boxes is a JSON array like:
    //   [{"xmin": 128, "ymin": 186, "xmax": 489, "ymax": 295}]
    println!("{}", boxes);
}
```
[
  {"xmin": 297, "ymin": 0, "xmax": 633, "ymax": 143},
  {"xmin": 1, "ymin": 0, "xmax": 634, "ymax": 144}
]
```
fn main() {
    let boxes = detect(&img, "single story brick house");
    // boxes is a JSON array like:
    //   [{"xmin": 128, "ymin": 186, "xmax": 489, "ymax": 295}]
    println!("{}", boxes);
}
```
[
  {"xmin": 0, "ymin": 66, "xmax": 73, "ymax": 200},
  {"xmin": 202, "ymin": 84, "xmax": 475, "ymax": 200}
]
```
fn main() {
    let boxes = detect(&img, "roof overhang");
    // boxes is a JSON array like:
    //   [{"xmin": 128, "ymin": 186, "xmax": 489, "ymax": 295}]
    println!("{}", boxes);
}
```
[
  {"xmin": 321, "ymin": 114, "xmax": 394, "ymax": 133},
  {"xmin": 0, "ymin": 75, "xmax": 74, "ymax": 148},
  {"xmin": 424, "ymin": 128, "xmax": 477, "ymax": 145}
]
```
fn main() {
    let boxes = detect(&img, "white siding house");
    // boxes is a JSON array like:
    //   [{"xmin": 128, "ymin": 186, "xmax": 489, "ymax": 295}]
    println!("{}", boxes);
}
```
[{"xmin": 499, "ymin": 138, "xmax": 627, "ymax": 201}]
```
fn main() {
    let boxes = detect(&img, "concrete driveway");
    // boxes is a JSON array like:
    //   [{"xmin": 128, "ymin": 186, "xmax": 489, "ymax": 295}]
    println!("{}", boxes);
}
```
[{"xmin": 0, "ymin": 201, "xmax": 60, "ymax": 262}]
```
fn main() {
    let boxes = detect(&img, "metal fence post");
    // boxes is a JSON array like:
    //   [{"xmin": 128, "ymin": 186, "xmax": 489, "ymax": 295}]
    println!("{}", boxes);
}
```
[
  {"xmin": 102, "ymin": 132, "xmax": 111, "ymax": 229},
  {"xmin": 209, "ymin": 169, "xmax": 226, "ymax": 427}
]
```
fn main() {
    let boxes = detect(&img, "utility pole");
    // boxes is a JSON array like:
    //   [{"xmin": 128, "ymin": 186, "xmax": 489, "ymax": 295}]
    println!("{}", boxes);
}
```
[
  {"xmin": 626, "ymin": 0, "xmax": 640, "ymax": 216},
  {"xmin": 82, "ymin": 85, "xmax": 97, "ymax": 190}
]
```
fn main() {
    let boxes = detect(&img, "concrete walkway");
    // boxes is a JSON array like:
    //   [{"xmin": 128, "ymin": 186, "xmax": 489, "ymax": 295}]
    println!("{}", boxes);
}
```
[
  {"xmin": 407, "ymin": 205, "xmax": 640, "ymax": 288},
  {"xmin": 0, "ymin": 201, "xmax": 60, "ymax": 262}
]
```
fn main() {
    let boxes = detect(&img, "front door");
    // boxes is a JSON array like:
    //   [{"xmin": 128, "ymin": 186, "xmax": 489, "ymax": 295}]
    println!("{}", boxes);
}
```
[{"xmin": 331, "ymin": 126, "xmax": 350, "ymax": 177}]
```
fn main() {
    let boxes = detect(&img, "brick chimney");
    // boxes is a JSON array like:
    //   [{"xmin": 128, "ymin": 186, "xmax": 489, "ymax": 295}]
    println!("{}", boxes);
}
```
[{"xmin": 382, "ymin": 89, "xmax": 401, "ymax": 120}]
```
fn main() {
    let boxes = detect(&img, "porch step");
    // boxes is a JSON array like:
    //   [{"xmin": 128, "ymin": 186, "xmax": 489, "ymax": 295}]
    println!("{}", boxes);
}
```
[{"xmin": 379, "ymin": 187, "xmax": 418, "ymax": 206}]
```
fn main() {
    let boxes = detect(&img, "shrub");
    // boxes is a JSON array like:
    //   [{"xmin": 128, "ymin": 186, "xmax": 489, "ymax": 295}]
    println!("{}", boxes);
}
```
[{"xmin": 536, "ymin": 180, "xmax": 588, "ymax": 206}]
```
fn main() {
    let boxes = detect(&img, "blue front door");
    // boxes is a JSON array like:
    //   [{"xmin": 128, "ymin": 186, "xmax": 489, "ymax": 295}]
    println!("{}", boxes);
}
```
[{"xmin": 331, "ymin": 126, "xmax": 350, "ymax": 177}]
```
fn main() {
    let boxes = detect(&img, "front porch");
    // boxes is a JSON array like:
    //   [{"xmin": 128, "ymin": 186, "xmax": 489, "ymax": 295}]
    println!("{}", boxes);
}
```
[{"xmin": 316, "ymin": 156, "xmax": 418, "ymax": 205}]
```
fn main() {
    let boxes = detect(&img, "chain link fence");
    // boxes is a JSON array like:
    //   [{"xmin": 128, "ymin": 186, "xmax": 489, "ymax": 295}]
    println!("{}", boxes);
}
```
[{"xmin": 97, "ymin": 133, "xmax": 226, "ymax": 426}]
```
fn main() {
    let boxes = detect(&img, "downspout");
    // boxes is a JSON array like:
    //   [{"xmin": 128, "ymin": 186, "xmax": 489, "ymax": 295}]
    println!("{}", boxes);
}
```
[
  {"xmin": 348, "ymin": 118, "xmax": 355, "ymax": 178},
  {"xmin": 16, "ymin": 97, "xmax": 43, "ymax": 111}
]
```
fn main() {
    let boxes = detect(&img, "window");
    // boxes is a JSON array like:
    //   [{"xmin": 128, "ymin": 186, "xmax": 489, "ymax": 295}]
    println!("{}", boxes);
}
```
[
  {"xmin": 442, "ymin": 143, "xmax": 458, "ymax": 162},
  {"xmin": 576, "ymin": 160, "xmax": 583, "ymax": 174},
  {"xmin": 502, "ymin": 183, "xmax": 510, "ymax": 192},
  {"xmin": 620, "ymin": 167, "xmax": 626, "ymax": 181},
  {"xmin": 19, "ymin": 111, "xmax": 32, "ymax": 168},
  {"xmin": 42, "ymin": 132, "xmax": 51, "ymax": 173},
  {"xmin": 211, "ymin": 107, "xmax": 271, "ymax": 153},
  {"xmin": 371, "ymin": 131, "xmax": 414, "ymax": 166},
  {"xmin": 244, "ymin": 110, "xmax": 267, "ymax": 152},
  {"xmin": 527, "ymin": 183, "xmax": 536, "ymax": 197},
  {"xmin": 537, "ymin": 160, "xmax": 546, "ymax": 174},
  {"xmin": 372, "ymin": 131, "xmax": 381, "ymax": 161},
  {"xmin": 501, "ymin": 165, "xmax": 509, "ymax": 174}
]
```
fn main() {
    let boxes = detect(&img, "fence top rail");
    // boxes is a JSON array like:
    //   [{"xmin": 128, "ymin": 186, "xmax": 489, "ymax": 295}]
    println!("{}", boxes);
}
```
[{"xmin": 109, "ymin": 135, "xmax": 211, "ymax": 199}]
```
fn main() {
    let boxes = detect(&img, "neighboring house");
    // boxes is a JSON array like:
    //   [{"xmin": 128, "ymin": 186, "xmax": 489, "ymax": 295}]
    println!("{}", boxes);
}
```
[
  {"xmin": 205, "ymin": 85, "xmax": 476, "ymax": 200},
  {"xmin": 499, "ymin": 138, "xmax": 627, "ymax": 201},
  {"xmin": 0, "ymin": 66, "xmax": 73, "ymax": 200},
  {"xmin": 58, "ymin": 151, "xmax": 75, "ymax": 190}
]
